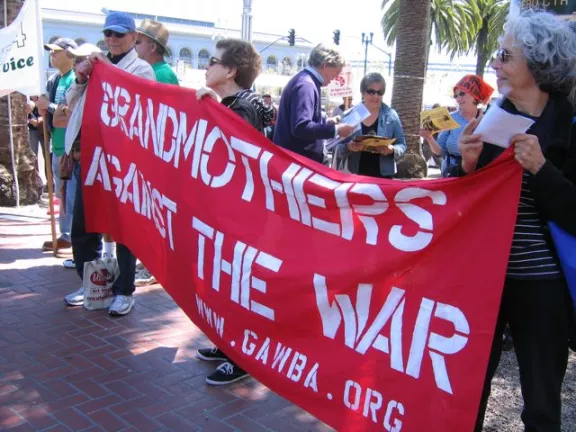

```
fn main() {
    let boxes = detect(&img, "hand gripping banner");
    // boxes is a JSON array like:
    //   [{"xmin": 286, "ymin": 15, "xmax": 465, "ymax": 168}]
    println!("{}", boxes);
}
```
[{"xmin": 81, "ymin": 62, "xmax": 522, "ymax": 432}]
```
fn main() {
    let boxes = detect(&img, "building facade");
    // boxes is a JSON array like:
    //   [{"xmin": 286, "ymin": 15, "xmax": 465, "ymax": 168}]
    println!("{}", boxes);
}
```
[
  {"xmin": 41, "ymin": 8, "xmax": 313, "ymax": 77},
  {"xmin": 40, "ymin": 7, "xmax": 497, "ymax": 103}
]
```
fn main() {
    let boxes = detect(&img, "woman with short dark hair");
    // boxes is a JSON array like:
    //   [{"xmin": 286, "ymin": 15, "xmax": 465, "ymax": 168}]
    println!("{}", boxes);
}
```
[
  {"xmin": 212, "ymin": 38, "xmax": 262, "ymax": 90},
  {"xmin": 196, "ymin": 38, "xmax": 271, "ymax": 386},
  {"xmin": 202, "ymin": 38, "xmax": 273, "ymax": 132}
]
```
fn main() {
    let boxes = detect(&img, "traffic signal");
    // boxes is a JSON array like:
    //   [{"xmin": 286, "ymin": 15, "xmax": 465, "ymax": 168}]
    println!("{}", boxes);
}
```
[
  {"xmin": 333, "ymin": 29, "xmax": 341, "ymax": 45},
  {"xmin": 288, "ymin": 29, "xmax": 295, "ymax": 46}
]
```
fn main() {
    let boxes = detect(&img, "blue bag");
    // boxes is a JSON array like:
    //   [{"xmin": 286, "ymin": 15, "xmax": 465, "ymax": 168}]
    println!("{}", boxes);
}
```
[{"xmin": 549, "ymin": 221, "xmax": 576, "ymax": 310}]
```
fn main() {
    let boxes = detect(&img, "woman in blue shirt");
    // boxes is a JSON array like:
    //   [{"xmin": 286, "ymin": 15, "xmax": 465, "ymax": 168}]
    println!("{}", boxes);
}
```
[{"xmin": 420, "ymin": 74, "xmax": 493, "ymax": 177}]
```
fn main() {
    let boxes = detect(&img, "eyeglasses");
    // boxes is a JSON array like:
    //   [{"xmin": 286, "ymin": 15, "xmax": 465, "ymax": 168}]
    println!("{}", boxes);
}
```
[
  {"xmin": 494, "ymin": 48, "xmax": 513, "ymax": 64},
  {"xmin": 103, "ymin": 30, "xmax": 127, "ymax": 39},
  {"xmin": 208, "ymin": 56, "xmax": 223, "ymax": 67},
  {"xmin": 365, "ymin": 89, "xmax": 384, "ymax": 96},
  {"xmin": 453, "ymin": 91, "xmax": 467, "ymax": 98}
]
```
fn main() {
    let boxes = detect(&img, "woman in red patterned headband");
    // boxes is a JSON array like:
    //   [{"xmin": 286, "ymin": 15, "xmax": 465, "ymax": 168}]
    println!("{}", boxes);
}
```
[{"xmin": 420, "ymin": 74, "xmax": 493, "ymax": 177}]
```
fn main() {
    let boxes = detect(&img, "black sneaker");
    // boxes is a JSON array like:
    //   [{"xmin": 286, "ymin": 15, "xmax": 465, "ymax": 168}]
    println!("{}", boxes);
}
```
[
  {"xmin": 197, "ymin": 347, "xmax": 228, "ymax": 362},
  {"xmin": 205, "ymin": 362, "xmax": 249, "ymax": 386}
]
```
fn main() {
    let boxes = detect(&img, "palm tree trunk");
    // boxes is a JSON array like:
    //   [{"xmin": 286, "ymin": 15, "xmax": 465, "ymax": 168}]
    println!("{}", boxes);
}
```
[
  {"xmin": 392, "ymin": 0, "xmax": 431, "ymax": 178},
  {"xmin": 0, "ymin": 0, "xmax": 42, "ymax": 206},
  {"xmin": 423, "ymin": 15, "xmax": 433, "ymax": 76},
  {"xmin": 475, "ymin": 21, "xmax": 489, "ymax": 77}
]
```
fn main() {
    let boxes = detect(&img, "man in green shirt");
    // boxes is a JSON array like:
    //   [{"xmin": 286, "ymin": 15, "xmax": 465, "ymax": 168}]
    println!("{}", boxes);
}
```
[
  {"xmin": 135, "ymin": 20, "xmax": 179, "ymax": 85},
  {"xmin": 36, "ymin": 37, "xmax": 78, "ymax": 251},
  {"xmin": 134, "ymin": 20, "xmax": 178, "ymax": 286}
]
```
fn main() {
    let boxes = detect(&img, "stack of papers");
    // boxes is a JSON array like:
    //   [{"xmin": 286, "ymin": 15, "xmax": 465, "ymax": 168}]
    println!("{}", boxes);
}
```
[{"xmin": 325, "ymin": 103, "xmax": 371, "ymax": 150}]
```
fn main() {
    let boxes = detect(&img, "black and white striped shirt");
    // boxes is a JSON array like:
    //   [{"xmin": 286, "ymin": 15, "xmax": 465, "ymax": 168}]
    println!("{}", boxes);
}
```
[
  {"xmin": 235, "ymin": 89, "xmax": 274, "ymax": 127},
  {"xmin": 506, "ymin": 172, "xmax": 561, "ymax": 280}
]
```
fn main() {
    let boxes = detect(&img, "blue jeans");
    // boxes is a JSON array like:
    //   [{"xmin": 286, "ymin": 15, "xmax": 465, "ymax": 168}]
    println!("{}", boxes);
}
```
[{"xmin": 52, "ymin": 153, "xmax": 76, "ymax": 242}]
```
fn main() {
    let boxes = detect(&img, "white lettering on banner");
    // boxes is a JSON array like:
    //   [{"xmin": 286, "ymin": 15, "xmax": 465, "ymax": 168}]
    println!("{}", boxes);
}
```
[
  {"xmin": 98, "ymin": 81, "xmax": 448, "ymax": 251},
  {"xmin": 85, "ymin": 146, "xmax": 112, "ymax": 192},
  {"xmin": 390, "ymin": 188, "xmax": 447, "ymax": 252},
  {"xmin": 85, "ymin": 147, "xmax": 178, "ymax": 251},
  {"xmin": 314, "ymin": 274, "xmax": 470, "ymax": 395},
  {"xmin": 192, "ymin": 217, "xmax": 281, "ymax": 321},
  {"xmin": 241, "ymin": 329, "xmax": 320, "ymax": 392},
  {"xmin": 343, "ymin": 380, "xmax": 405, "ymax": 430},
  {"xmin": 194, "ymin": 295, "xmax": 225, "ymax": 337},
  {"xmin": 101, "ymin": 82, "xmax": 131, "ymax": 134}
]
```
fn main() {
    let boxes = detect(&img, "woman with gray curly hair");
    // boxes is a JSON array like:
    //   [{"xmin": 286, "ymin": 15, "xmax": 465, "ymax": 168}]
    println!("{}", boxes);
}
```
[{"xmin": 453, "ymin": 10, "xmax": 576, "ymax": 432}]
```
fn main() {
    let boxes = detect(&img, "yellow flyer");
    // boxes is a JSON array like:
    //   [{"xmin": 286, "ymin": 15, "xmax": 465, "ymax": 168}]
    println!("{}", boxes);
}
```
[
  {"xmin": 354, "ymin": 135, "xmax": 396, "ymax": 147},
  {"xmin": 421, "ymin": 107, "xmax": 460, "ymax": 133}
]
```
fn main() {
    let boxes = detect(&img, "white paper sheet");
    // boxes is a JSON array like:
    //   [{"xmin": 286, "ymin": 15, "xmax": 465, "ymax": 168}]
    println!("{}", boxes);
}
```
[
  {"xmin": 325, "ymin": 103, "xmax": 371, "ymax": 150},
  {"xmin": 473, "ymin": 104, "xmax": 535, "ymax": 148}
]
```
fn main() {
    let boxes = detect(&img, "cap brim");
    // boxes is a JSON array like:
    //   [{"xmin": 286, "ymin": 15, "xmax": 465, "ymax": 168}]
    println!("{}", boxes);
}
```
[
  {"xmin": 66, "ymin": 48, "xmax": 96, "ymax": 57},
  {"xmin": 103, "ymin": 25, "xmax": 132, "ymax": 33},
  {"xmin": 44, "ymin": 44, "xmax": 63, "ymax": 51}
]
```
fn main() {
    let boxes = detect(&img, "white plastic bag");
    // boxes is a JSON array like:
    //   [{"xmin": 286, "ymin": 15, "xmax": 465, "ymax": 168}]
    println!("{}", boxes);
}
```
[{"xmin": 82, "ymin": 257, "xmax": 119, "ymax": 311}]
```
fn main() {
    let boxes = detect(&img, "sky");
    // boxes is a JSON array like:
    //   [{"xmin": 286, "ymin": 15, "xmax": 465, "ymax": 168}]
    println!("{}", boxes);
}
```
[{"xmin": 39, "ymin": 0, "xmax": 479, "ymax": 65}]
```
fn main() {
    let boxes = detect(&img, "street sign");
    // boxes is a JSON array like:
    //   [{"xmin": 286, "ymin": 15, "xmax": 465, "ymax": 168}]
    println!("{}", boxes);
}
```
[{"xmin": 328, "ymin": 65, "xmax": 353, "ymax": 98}]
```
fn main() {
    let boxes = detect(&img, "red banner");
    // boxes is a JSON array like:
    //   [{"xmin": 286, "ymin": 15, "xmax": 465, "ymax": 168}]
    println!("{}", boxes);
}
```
[{"xmin": 81, "ymin": 63, "xmax": 522, "ymax": 432}]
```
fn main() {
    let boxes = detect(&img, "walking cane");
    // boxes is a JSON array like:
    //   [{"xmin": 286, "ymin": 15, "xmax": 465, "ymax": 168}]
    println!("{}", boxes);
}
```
[{"xmin": 42, "ymin": 115, "xmax": 58, "ymax": 257}]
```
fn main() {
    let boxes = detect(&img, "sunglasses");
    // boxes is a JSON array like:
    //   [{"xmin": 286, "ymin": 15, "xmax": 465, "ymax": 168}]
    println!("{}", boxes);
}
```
[
  {"xmin": 208, "ymin": 56, "xmax": 223, "ymax": 67},
  {"xmin": 453, "ymin": 91, "xmax": 467, "ymax": 98},
  {"xmin": 103, "ymin": 30, "xmax": 127, "ymax": 39},
  {"xmin": 494, "ymin": 48, "xmax": 513, "ymax": 64},
  {"xmin": 365, "ymin": 89, "xmax": 384, "ymax": 96}
]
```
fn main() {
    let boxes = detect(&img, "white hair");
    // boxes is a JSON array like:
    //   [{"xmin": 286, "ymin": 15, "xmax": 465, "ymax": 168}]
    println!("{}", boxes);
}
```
[
  {"xmin": 504, "ymin": 10, "xmax": 576, "ymax": 95},
  {"xmin": 308, "ymin": 43, "xmax": 344, "ymax": 69}
]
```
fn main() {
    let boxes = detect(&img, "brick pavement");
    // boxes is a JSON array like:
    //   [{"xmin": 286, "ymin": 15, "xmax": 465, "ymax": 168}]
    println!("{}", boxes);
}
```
[{"xmin": 0, "ymin": 206, "xmax": 333, "ymax": 432}]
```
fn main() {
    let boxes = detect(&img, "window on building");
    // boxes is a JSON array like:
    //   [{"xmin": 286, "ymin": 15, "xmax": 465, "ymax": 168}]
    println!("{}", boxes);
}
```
[
  {"xmin": 179, "ymin": 48, "xmax": 193, "ymax": 65},
  {"xmin": 281, "ymin": 57, "xmax": 293, "ymax": 75},
  {"xmin": 297, "ymin": 56, "xmax": 307, "ymax": 70},
  {"xmin": 197, "ymin": 49, "xmax": 210, "ymax": 69},
  {"xmin": 266, "ymin": 56, "xmax": 278, "ymax": 72}
]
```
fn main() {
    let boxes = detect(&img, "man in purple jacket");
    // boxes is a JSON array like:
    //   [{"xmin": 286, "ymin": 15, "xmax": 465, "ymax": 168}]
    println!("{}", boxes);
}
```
[{"xmin": 273, "ymin": 43, "xmax": 354, "ymax": 163}]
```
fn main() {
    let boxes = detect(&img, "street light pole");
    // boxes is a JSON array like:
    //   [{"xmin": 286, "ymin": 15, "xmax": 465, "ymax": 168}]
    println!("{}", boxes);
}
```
[
  {"xmin": 369, "ymin": 42, "xmax": 393, "ymax": 76},
  {"xmin": 241, "ymin": 0, "xmax": 253, "ymax": 42},
  {"xmin": 361, "ymin": 32, "xmax": 373, "ymax": 76}
]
